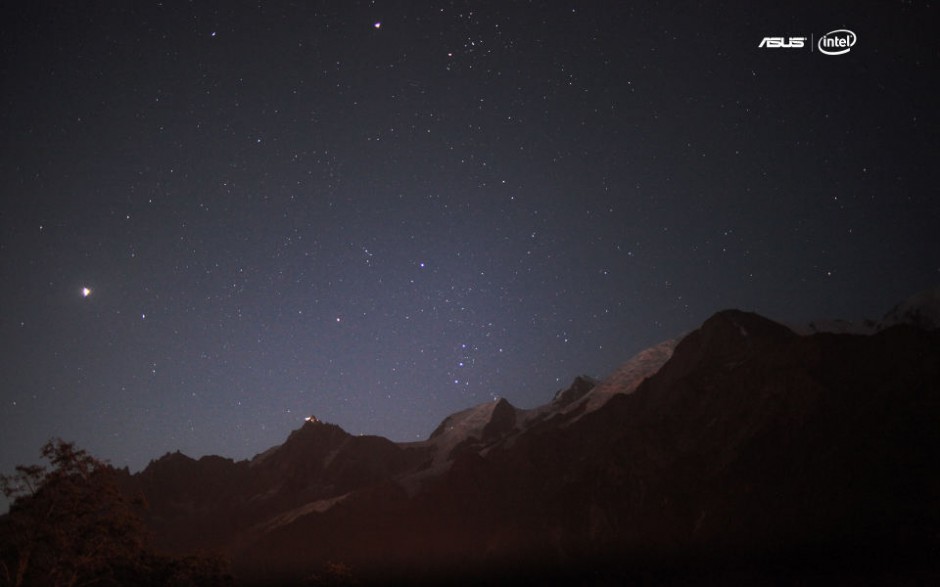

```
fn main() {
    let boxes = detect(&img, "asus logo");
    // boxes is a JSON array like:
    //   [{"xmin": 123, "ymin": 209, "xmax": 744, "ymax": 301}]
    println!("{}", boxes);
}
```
[{"xmin": 759, "ymin": 36, "xmax": 807, "ymax": 48}]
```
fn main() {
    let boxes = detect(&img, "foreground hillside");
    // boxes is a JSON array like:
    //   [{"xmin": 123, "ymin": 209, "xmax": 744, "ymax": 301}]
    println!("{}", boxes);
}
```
[{"xmin": 118, "ymin": 302, "xmax": 940, "ymax": 585}]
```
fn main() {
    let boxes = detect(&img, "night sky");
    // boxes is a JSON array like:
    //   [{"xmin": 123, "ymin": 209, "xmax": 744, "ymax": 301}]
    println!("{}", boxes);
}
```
[{"xmin": 1, "ymin": 1, "xmax": 937, "ymax": 495}]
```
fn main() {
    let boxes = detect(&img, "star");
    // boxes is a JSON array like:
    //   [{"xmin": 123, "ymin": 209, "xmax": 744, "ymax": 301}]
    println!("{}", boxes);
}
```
[{"xmin": 81, "ymin": 287, "xmax": 92, "ymax": 298}]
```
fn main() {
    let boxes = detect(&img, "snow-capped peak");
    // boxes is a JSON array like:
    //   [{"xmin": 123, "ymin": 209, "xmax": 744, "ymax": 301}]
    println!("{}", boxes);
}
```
[
  {"xmin": 568, "ymin": 338, "xmax": 677, "ymax": 415},
  {"xmin": 879, "ymin": 285, "xmax": 940, "ymax": 331},
  {"xmin": 793, "ymin": 285, "xmax": 940, "ymax": 335}
]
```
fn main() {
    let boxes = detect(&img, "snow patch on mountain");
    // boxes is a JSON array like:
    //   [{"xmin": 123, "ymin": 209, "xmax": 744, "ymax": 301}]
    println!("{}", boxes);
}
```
[
  {"xmin": 568, "ymin": 338, "xmax": 678, "ymax": 416},
  {"xmin": 426, "ymin": 398, "xmax": 518, "ymax": 466},
  {"xmin": 250, "ymin": 493, "xmax": 349, "ymax": 538}
]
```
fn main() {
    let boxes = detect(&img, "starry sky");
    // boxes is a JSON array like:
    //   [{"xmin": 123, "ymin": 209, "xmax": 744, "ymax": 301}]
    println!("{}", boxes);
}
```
[{"xmin": 1, "ymin": 1, "xmax": 937, "ymax": 496}]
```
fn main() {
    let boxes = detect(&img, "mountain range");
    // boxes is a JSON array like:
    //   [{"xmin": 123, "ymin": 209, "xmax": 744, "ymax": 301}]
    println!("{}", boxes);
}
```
[{"xmin": 119, "ymin": 288, "xmax": 940, "ymax": 585}]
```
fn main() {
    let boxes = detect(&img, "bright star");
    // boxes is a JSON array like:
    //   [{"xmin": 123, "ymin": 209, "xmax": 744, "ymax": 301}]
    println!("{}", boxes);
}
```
[{"xmin": 81, "ymin": 287, "xmax": 92, "ymax": 298}]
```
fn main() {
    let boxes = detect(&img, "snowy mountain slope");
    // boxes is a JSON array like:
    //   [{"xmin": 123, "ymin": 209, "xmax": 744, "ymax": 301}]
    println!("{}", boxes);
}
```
[
  {"xmin": 880, "ymin": 285, "xmax": 940, "ymax": 330},
  {"xmin": 422, "ymin": 397, "xmax": 518, "ymax": 468},
  {"xmin": 566, "ymin": 338, "xmax": 678, "ymax": 417}
]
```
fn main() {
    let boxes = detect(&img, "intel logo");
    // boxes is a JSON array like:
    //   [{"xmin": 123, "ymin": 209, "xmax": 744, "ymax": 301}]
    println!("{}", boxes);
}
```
[{"xmin": 817, "ymin": 29, "xmax": 856, "ymax": 56}]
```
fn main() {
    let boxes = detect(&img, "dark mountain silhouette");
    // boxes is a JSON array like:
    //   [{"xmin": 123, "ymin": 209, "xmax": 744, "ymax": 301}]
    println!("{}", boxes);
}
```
[{"xmin": 119, "ymin": 294, "xmax": 940, "ymax": 585}]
